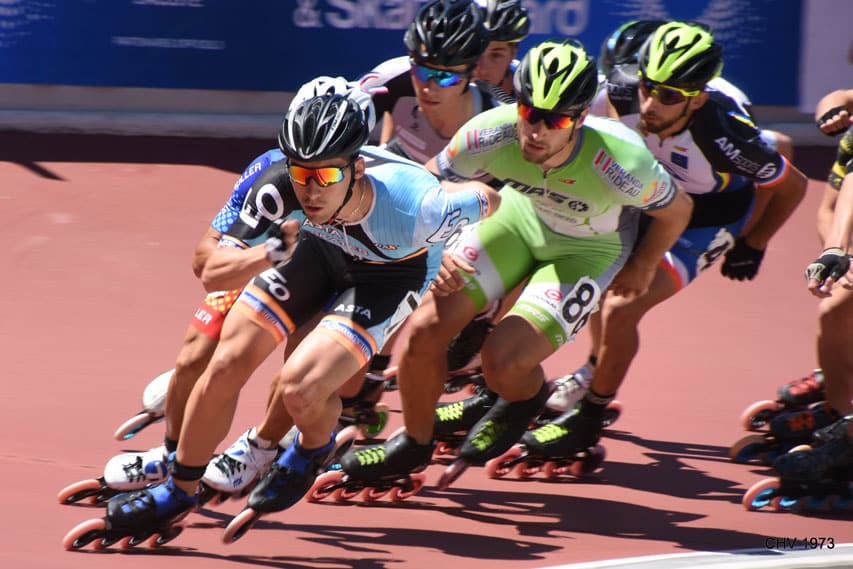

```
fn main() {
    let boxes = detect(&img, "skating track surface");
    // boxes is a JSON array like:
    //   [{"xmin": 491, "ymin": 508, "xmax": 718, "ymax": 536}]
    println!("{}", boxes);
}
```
[{"xmin": 1, "ymin": 134, "xmax": 850, "ymax": 568}]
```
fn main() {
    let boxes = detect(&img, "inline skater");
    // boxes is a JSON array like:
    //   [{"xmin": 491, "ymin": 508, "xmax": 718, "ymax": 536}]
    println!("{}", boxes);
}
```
[
  {"xmin": 63, "ymin": 92, "xmax": 500, "ymax": 549},
  {"xmin": 741, "ymin": 88, "xmax": 853, "ymax": 430},
  {"xmin": 472, "ymin": 0, "xmax": 530, "ymax": 98},
  {"xmin": 58, "ymin": 77, "xmax": 393, "ymax": 507},
  {"xmin": 57, "ymin": 144, "xmax": 292, "ymax": 505},
  {"xmin": 550, "ymin": 19, "xmax": 798, "ymax": 419},
  {"xmin": 744, "ymin": 114, "xmax": 853, "ymax": 509},
  {"xmin": 529, "ymin": 22, "xmax": 807, "ymax": 464},
  {"xmin": 332, "ymin": 38, "xmax": 692, "ymax": 490}
]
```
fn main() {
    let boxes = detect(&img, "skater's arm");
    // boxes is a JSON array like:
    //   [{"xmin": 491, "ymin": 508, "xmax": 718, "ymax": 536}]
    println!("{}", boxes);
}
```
[
  {"xmin": 609, "ymin": 190, "xmax": 693, "ymax": 298},
  {"xmin": 191, "ymin": 227, "xmax": 223, "ymax": 278}
]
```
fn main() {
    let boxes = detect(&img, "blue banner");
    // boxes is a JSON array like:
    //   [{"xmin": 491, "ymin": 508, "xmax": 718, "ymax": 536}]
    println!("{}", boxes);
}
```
[{"xmin": 0, "ymin": 0, "xmax": 801, "ymax": 105}]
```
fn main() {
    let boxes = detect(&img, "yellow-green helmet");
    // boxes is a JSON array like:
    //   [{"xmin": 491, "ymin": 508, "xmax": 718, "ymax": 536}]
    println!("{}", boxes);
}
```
[
  {"xmin": 638, "ymin": 21, "xmax": 723, "ymax": 88},
  {"xmin": 513, "ymin": 39, "xmax": 598, "ymax": 114}
]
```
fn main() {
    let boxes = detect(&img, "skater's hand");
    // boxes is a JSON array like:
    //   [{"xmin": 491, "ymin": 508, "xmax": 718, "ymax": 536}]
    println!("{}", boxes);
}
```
[
  {"xmin": 265, "ymin": 219, "xmax": 300, "ymax": 266},
  {"xmin": 806, "ymin": 248, "xmax": 852, "ymax": 297},
  {"xmin": 431, "ymin": 252, "xmax": 474, "ymax": 296},
  {"xmin": 721, "ymin": 237, "xmax": 765, "ymax": 281},
  {"xmin": 608, "ymin": 258, "xmax": 656, "ymax": 299},
  {"xmin": 815, "ymin": 105, "xmax": 852, "ymax": 136}
]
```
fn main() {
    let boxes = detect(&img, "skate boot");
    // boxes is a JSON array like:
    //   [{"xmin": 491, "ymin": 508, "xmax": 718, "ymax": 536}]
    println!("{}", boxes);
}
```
[
  {"xmin": 201, "ymin": 428, "xmax": 280, "ymax": 506},
  {"xmin": 739, "ymin": 369, "xmax": 825, "ymax": 431},
  {"xmin": 432, "ymin": 384, "xmax": 497, "ymax": 459},
  {"xmin": 438, "ymin": 382, "xmax": 550, "ymax": 489},
  {"xmin": 486, "ymin": 408, "xmax": 606, "ymax": 481},
  {"xmin": 58, "ymin": 445, "xmax": 170, "ymax": 506},
  {"xmin": 63, "ymin": 477, "xmax": 196, "ymax": 550},
  {"xmin": 730, "ymin": 402, "xmax": 841, "ymax": 465},
  {"xmin": 543, "ymin": 365, "xmax": 592, "ymax": 415},
  {"xmin": 541, "ymin": 362, "xmax": 623, "ymax": 428},
  {"xmin": 114, "ymin": 369, "xmax": 172, "ymax": 440},
  {"xmin": 307, "ymin": 430, "xmax": 432, "ymax": 503},
  {"xmin": 743, "ymin": 415, "xmax": 853, "ymax": 512},
  {"xmin": 222, "ymin": 430, "xmax": 342, "ymax": 543},
  {"xmin": 446, "ymin": 301, "xmax": 500, "ymax": 371},
  {"xmin": 339, "ymin": 373, "xmax": 390, "ymax": 438}
]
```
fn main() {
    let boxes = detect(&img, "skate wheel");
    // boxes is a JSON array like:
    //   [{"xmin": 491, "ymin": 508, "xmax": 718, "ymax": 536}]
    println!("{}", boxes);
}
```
[
  {"xmin": 742, "ymin": 478, "xmax": 780, "ymax": 511},
  {"xmin": 113, "ymin": 412, "xmax": 161, "ymax": 441},
  {"xmin": 123, "ymin": 532, "xmax": 150, "ymax": 548},
  {"xmin": 515, "ymin": 461, "xmax": 542, "ymax": 478},
  {"xmin": 437, "ymin": 459, "xmax": 469, "ymax": 490},
  {"xmin": 390, "ymin": 472, "xmax": 426, "ymax": 501},
  {"xmin": 62, "ymin": 518, "xmax": 106, "ymax": 550},
  {"xmin": 485, "ymin": 446, "xmax": 522, "ymax": 479},
  {"xmin": 601, "ymin": 400, "xmax": 623, "ymax": 428},
  {"xmin": 363, "ymin": 485, "xmax": 392, "ymax": 501},
  {"xmin": 57, "ymin": 478, "xmax": 104, "ymax": 505},
  {"xmin": 333, "ymin": 482, "xmax": 363, "ymax": 502},
  {"xmin": 222, "ymin": 508, "xmax": 260, "ymax": 544},
  {"xmin": 434, "ymin": 440, "xmax": 458, "ymax": 458},
  {"xmin": 151, "ymin": 525, "xmax": 183, "ymax": 547},
  {"xmin": 728, "ymin": 434, "xmax": 769, "ymax": 464},
  {"xmin": 739, "ymin": 400, "xmax": 781, "ymax": 431},
  {"xmin": 572, "ymin": 445, "xmax": 606, "ymax": 476},
  {"xmin": 308, "ymin": 471, "xmax": 344, "ymax": 502},
  {"xmin": 543, "ymin": 460, "xmax": 569, "ymax": 479}
]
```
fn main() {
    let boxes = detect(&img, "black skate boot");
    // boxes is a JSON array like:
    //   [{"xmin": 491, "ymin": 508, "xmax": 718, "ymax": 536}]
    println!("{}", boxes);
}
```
[
  {"xmin": 446, "ymin": 305, "xmax": 498, "ymax": 372},
  {"xmin": 432, "ymin": 384, "xmax": 498, "ymax": 459},
  {"xmin": 731, "ymin": 402, "xmax": 842, "ymax": 465},
  {"xmin": 521, "ymin": 408, "xmax": 603, "ymax": 457},
  {"xmin": 743, "ymin": 415, "xmax": 853, "ymax": 512},
  {"xmin": 778, "ymin": 369, "xmax": 825, "ymax": 407},
  {"xmin": 303, "ymin": 432, "xmax": 435, "ymax": 504}
]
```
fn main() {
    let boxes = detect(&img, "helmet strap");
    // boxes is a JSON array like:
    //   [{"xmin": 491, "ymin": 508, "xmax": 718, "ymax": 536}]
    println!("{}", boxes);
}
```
[{"xmin": 327, "ymin": 162, "xmax": 357, "ymax": 225}]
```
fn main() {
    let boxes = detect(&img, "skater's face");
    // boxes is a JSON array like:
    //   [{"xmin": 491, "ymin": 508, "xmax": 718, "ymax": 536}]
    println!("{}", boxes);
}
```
[{"xmin": 288, "ymin": 156, "xmax": 365, "ymax": 224}]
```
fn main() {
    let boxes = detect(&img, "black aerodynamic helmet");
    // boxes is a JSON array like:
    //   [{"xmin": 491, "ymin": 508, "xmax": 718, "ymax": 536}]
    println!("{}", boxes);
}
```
[
  {"xmin": 278, "ymin": 94, "xmax": 370, "ymax": 162},
  {"xmin": 638, "ymin": 21, "xmax": 723, "ymax": 88},
  {"xmin": 513, "ymin": 39, "xmax": 599, "ymax": 114},
  {"xmin": 405, "ymin": 0, "xmax": 489, "ymax": 67},
  {"xmin": 599, "ymin": 19, "xmax": 668, "ymax": 75},
  {"xmin": 481, "ymin": 0, "xmax": 530, "ymax": 43}
]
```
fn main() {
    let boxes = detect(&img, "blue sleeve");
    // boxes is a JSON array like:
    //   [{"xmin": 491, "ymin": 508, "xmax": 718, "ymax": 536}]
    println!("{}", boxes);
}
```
[
  {"xmin": 211, "ymin": 149, "xmax": 283, "ymax": 233},
  {"xmin": 416, "ymin": 184, "xmax": 488, "ymax": 246}
]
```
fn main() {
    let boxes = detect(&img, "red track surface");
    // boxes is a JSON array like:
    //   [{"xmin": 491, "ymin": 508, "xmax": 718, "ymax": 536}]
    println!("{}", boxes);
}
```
[{"xmin": 1, "ymin": 136, "xmax": 849, "ymax": 568}]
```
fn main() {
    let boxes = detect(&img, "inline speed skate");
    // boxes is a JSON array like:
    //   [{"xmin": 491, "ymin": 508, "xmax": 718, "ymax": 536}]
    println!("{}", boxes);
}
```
[
  {"xmin": 199, "ymin": 428, "xmax": 280, "ymax": 507},
  {"xmin": 63, "ymin": 477, "xmax": 196, "ymax": 550},
  {"xmin": 743, "ymin": 415, "xmax": 853, "ymax": 512},
  {"xmin": 739, "ymin": 369, "xmax": 825, "ymax": 431},
  {"xmin": 222, "ymin": 428, "xmax": 355, "ymax": 543},
  {"xmin": 58, "ymin": 446, "xmax": 169, "ymax": 506},
  {"xmin": 113, "ymin": 369, "xmax": 172, "ymax": 441},
  {"xmin": 539, "ymin": 368, "xmax": 623, "ymax": 429},
  {"xmin": 306, "ymin": 430, "xmax": 431, "ymax": 504},
  {"xmin": 730, "ymin": 402, "xmax": 841, "ymax": 465},
  {"xmin": 486, "ymin": 408, "xmax": 606, "ymax": 481},
  {"xmin": 438, "ymin": 383, "xmax": 550, "ymax": 489}
]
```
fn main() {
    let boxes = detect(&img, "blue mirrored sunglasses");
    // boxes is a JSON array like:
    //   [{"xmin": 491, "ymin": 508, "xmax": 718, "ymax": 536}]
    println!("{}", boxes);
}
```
[{"xmin": 410, "ymin": 61, "xmax": 469, "ymax": 88}]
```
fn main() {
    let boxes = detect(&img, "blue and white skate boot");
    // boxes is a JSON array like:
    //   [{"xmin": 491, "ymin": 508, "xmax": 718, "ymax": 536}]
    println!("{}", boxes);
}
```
[{"xmin": 202, "ymin": 429, "xmax": 279, "ymax": 503}]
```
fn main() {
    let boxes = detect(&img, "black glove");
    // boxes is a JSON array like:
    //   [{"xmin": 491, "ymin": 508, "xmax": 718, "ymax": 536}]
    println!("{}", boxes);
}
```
[
  {"xmin": 805, "ymin": 248, "xmax": 850, "ymax": 284},
  {"xmin": 720, "ymin": 238, "xmax": 765, "ymax": 281},
  {"xmin": 815, "ymin": 105, "xmax": 849, "ymax": 135}
]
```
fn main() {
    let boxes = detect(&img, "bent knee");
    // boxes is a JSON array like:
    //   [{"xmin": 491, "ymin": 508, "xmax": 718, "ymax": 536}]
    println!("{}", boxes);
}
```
[{"xmin": 480, "ymin": 345, "xmax": 537, "ymax": 391}]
